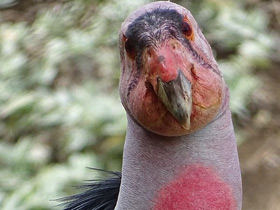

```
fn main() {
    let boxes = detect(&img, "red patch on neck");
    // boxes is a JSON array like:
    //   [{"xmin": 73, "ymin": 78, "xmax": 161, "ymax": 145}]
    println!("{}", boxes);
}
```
[{"xmin": 153, "ymin": 165, "xmax": 237, "ymax": 210}]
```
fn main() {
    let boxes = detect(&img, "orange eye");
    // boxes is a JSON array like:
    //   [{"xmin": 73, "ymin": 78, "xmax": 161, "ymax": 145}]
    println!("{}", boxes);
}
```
[
  {"xmin": 182, "ymin": 18, "xmax": 194, "ymax": 40},
  {"xmin": 182, "ymin": 22, "xmax": 192, "ymax": 37}
]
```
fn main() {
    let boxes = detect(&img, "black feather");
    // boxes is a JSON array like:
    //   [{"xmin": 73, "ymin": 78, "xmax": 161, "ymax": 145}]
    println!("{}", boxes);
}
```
[{"xmin": 59, "ymin": 169, "xmax": 121, "ymax": 210}]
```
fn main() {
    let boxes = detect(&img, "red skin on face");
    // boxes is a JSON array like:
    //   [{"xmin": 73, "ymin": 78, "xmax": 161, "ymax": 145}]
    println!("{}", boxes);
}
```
[
  {"xmin": 153, "ymin": 164, "xmax": 237, "ymax": 210},
  {"xmin": 125, "ymin": 39, "xmax": 223, "ymax": 136}
]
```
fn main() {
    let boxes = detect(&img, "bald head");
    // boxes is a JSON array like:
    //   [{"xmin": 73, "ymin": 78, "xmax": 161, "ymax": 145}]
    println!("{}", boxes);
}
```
[{"xmin": 119, "ymin": 1, "xmax": 224, "ymax": 136}]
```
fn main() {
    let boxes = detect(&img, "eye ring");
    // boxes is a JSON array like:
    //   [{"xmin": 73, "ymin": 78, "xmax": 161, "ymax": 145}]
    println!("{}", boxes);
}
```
[{"xmin": 181, "ymin": 19, "xmax": 194, "ymax": 40}]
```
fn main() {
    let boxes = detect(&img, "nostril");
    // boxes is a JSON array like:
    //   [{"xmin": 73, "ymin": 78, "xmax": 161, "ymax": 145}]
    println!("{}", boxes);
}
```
[{"xmin": 158, "ymin": 55, "xmax": 165, "ymax": 62}]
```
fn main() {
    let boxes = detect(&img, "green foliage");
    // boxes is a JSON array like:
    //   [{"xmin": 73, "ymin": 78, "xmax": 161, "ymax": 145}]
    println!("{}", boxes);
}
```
[
  {"xmin": 0, "ymin": 0, "xmax": 275, "ymax": 209},
  {"xmin": 209, "ymin": 2, "xmax": 273, "ymax": 115}
]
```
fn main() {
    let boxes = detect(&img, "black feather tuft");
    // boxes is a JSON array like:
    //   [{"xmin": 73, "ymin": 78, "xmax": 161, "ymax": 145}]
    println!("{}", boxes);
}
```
[{"xmin": 59, "ymin": 169, "xmax": 121, "ymax": 210}]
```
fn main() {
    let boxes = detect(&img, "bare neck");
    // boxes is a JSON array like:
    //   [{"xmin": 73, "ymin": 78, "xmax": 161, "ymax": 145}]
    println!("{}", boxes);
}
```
[{"xmin": 115, "ymin": 92, "xmax": 242, "ymax": 210}]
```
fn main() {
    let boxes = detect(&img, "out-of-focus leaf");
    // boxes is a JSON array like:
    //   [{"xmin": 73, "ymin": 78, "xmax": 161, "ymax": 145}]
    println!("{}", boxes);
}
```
[{"xmin": 0, "ymin": 0, "xmax": 276, "ymax": 209}]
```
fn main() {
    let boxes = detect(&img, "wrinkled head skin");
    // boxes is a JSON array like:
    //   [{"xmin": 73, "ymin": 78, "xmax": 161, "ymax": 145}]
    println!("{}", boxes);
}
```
[{"xmin": 119, "ymin": 1, "xmax": 225, "ymax": 136}]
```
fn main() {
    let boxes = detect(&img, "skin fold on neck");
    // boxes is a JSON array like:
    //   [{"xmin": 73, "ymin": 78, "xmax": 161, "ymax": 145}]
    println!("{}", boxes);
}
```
[{"xmin": 115, "ymin": 89, "xmax": 242, "ymax": 210}]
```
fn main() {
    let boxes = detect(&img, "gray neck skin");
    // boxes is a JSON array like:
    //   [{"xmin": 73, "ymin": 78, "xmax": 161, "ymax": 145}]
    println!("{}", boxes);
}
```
[{"xmin": 115, "ymin": 90, "xmax": 242, "ymax": 210}]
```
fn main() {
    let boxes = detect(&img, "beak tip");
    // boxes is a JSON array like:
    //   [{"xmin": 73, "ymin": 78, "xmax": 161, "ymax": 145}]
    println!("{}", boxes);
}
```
[
  {"xmin": 157, "ymin": 70, "xmax": 193, "ymax": 131},
  {"xmin": 180, "ymin": 117, "xmax": 191, "ymax": 130}
]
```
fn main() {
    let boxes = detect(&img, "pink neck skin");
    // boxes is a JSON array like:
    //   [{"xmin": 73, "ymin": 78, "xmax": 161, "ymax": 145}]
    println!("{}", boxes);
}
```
[{"xmin": 115, "ymin": 89, "xmax": 242, "ymax": 210}]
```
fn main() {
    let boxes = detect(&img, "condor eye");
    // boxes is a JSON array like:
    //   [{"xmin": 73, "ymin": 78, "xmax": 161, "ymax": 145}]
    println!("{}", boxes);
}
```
[
  {"xmin": 182, "ymin": 21, "xmax": 193, "ymax": 39},
  {"xmin": 124, "ymin": 35, "xmax": 137, "ymax": 59}
]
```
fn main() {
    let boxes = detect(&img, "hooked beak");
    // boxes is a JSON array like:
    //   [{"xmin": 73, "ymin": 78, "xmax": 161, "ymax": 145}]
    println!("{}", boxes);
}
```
[
  {"xmin": 145, "ymin": 40, "xmax": 193, "ymax": 130},
  {"xmin": 157, "ymin": 70, "xmax": 192, "ymax": 130}
]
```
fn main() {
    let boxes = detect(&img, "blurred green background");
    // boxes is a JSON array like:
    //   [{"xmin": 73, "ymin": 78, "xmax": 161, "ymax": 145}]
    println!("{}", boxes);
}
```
[{"xmin": 0, "ymin": 0, "xmax": 279, "ymax": 209}]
